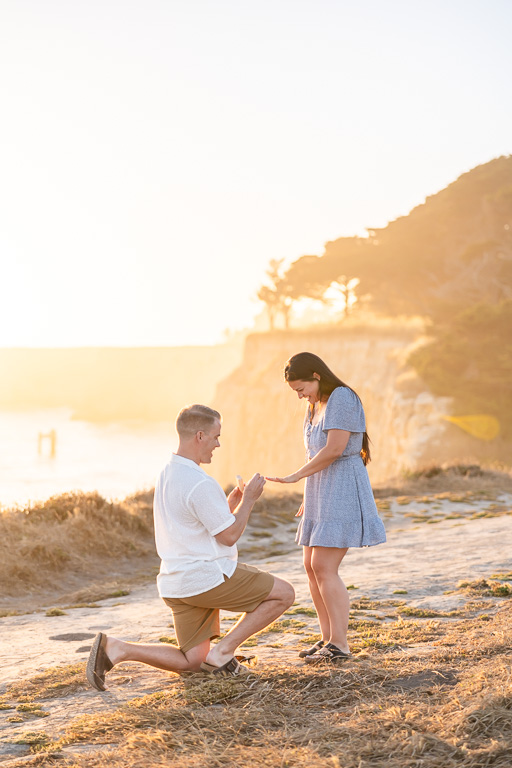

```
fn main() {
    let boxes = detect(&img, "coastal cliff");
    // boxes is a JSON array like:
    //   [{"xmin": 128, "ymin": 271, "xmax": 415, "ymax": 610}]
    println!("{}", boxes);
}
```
[{"xmin": 211, "ymin": 327, "xmax": 455, "ymax": 487}]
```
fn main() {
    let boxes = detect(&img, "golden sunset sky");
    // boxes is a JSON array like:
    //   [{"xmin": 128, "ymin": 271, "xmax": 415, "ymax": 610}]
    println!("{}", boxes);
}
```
[{"xmin": 1, "ymin": 0, "xmax": 511, "ymax": 347}]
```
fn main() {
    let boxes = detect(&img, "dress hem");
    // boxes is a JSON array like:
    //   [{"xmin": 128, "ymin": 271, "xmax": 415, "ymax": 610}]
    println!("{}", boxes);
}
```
[{"xmin": 296, "ymin": 537, "xmax": 386, "ymax": 549}]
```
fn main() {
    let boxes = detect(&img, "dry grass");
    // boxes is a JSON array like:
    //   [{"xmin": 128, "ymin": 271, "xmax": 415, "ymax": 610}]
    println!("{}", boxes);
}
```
[
  {"xmin": 285, "ymin": 606, "xmax": 317, "ymax": 617},
  {"xmin": 0, "ymin": 491, "xmax": 157, "ymax": 607},
  {"xmin": 4, "ymin": 606, "xmax": 511, "ymax": 768},
  {"xmin": 374, "ymin": 463, "xmax": 512, "ymax": 497},
  {"xmin": 456, "ymin": 579, "xmax": 512, "ymax": 598}
]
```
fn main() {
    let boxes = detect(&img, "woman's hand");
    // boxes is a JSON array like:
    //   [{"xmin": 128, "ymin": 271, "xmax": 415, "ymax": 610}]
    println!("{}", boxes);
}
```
[
  {"xmin": 295, "ymin": 501, "xmax": 304, "ymax": 518},
  {"xmin": 265, "ymin": 473, "xmax": 301, "ymax": 484}
]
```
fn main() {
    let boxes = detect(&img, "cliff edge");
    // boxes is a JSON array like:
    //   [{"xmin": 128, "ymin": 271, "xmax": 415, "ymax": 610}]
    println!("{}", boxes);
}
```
[{"xmin": 210, "ymin": 327, "xmax": 461, "ymax": 488}]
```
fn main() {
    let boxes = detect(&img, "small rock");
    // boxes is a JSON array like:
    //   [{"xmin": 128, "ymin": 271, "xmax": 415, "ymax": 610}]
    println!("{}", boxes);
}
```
[{"xmin": 49, "ymin": 633, "xmax": 95, "ymax": 642}]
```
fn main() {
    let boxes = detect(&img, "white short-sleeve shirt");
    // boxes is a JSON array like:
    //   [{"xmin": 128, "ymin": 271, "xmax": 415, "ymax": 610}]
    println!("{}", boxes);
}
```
[{"xmin": 153, "ymin": 453, "xmax": 237, "ymax": 598}]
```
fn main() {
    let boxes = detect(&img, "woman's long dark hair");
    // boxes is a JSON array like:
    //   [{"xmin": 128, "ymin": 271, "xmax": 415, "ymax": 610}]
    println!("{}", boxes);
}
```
[{"xmin": 284, "ymin": 351, "xmax": 371, "ymax": 465}]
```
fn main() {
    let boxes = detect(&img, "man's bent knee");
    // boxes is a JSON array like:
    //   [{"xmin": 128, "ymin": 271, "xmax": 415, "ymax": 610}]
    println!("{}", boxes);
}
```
[{"xmin": 268, "ymin": 576, "xmax": 295, "ymax": 607}]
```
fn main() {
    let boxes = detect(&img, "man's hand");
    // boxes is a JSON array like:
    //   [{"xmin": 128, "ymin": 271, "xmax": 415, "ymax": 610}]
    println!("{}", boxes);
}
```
[
  {"xmin": 242, "ymin": 473, "xmax": 266, "ymax": 503},
  {"xmin": 226, "ymin": 486, "xmax": 242, "ymax": 513},
  {"xmin": 215, "ymin": 473, "xmax": 266, "ymax": 547}
]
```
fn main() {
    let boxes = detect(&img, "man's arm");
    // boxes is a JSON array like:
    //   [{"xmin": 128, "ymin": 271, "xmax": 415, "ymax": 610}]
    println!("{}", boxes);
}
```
[{"xmin": 215, "ymin": 473, "xmax": 266, "ymax": 546}]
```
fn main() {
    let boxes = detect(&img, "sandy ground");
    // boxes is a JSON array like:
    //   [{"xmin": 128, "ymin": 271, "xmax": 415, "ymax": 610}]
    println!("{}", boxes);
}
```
[{"xmin": 1, "ymin": 492, "xmax": 511, "ymax": 763}]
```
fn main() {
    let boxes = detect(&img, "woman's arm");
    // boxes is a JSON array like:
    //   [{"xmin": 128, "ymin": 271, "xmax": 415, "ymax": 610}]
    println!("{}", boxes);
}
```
[{"xmin": 266, "ymin": 429, "xmax": 350, "ymax": 484}]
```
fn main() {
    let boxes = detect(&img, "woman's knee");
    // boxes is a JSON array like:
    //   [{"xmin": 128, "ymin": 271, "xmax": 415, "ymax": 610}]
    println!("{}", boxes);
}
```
[
  {"xmin": 311, "ymin": 548, "xmax": 348, "ymax": 582},
  {"xmin": 311, "ymin": 560, "xmax": 335, "ymax": 583},
  {"xmin": 303, "ymin": 551, "xmax": 315, "ymax": 579}
]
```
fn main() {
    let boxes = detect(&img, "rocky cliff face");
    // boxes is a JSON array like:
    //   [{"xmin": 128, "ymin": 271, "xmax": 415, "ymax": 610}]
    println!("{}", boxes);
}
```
[{"xmin": 210, "ymin": 328, "xmax": 454, "ymax": 488}]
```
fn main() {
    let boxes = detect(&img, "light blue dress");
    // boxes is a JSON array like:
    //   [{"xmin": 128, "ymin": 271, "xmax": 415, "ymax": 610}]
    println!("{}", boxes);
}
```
[{"xmin": 297, "ymin": 386, "xmax": 387, "ymax": 549}]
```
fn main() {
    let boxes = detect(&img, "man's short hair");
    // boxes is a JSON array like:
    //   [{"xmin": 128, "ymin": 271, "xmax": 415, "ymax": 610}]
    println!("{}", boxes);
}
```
[{"xmin": 176, "ymin": 404, "xmax": 221, "ymax": 438}]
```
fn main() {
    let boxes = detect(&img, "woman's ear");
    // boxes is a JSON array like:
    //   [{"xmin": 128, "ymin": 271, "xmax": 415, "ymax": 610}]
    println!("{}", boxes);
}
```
[{"xmin": 313, "ymin": 372, "xmax": 320, "ymax": 380}]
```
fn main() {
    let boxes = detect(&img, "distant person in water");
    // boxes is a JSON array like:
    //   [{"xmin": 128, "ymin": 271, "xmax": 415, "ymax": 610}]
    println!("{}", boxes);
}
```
[
  {"xmin": 266, "ymin": 352, "xmax": 386, "ymax": 663},
  {"xmin": 86, "ymin": 404, "xmax": 294, "ymax": 689}
]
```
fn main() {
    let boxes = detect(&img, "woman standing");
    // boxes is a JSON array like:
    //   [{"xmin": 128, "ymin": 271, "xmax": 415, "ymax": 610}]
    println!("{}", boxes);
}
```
[{"xmin": 266, "ymin": 352, "xmax": 386, "ymax": 663}]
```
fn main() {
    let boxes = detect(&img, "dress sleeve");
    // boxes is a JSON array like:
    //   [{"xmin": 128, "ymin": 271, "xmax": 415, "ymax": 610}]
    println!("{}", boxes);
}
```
[{"xmin": 323, "ymin": 387, "xmax": 366, "ymax": 433}]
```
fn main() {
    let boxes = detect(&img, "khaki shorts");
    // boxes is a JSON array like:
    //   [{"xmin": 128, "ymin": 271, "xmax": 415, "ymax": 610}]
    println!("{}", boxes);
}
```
[{"xmin": 162, "ymin": 563, "xmax": 274, "ymax": 653}]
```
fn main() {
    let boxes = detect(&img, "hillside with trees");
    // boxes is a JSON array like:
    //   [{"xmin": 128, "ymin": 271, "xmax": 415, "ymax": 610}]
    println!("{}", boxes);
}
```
[{"xmin": 258, "ymin": 156, "xmax": 512, "ymax": 439}]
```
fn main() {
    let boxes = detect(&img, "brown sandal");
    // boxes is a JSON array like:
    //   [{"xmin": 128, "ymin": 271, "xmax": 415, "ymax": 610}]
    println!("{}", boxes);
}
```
[
  {"xmin": 86, "ymin": 632, "xmax": 113, "ymax": 691},
  {"xmin": 200, "ymin": 656, "xmax": 250, "ymax": 677},
  {"xmin": 298, "ymin": 640, "xmax": 324, "ymax": 658},
  {"xmin": 304, "ymin": 642, "xmax": 351, "ymax": 665}
]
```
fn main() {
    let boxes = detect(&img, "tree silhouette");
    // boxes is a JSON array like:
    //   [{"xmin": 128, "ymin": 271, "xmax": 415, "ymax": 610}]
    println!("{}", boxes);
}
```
[
  {"xmin": 257, "ymin": 259, "xmax": 294, "ymax": 330},
  {"xmin": 323, "ymin": 277, "xmax": 360, "ymax": 318},
  {"xmin": 257, "ymin": 284, "xmax": 279, "ymax": 331},
  {"xmin": 275, "ymin": 156, "xmax": 512, "ymax": 318}
]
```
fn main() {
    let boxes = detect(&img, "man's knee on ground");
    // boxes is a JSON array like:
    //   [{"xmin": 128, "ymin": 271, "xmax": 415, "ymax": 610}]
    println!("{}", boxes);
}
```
[
  {"xmin": 184, "ymin": 656, "xmax": 205, "ymax": 672},
  {"xmin": 183, "ymin": 643, "xmax": 209, "ymax": 672}
]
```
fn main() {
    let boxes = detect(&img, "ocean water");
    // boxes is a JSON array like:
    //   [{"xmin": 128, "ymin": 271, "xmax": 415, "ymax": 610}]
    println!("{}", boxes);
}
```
[{"xmin": 0, "ymin": 409, "xmax": 177, "ymax": 509}]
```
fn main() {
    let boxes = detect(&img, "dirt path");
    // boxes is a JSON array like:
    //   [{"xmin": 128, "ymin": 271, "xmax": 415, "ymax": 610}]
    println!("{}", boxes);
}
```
[{"xmin": 1, "ymin": 493, "xmax": 511, "ymax": 764}]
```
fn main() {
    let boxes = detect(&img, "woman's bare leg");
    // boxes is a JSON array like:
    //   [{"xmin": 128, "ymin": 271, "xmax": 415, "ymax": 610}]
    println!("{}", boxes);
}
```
[
  {"xmin": 303, "ymin": 546, "xmax": 331, "ymax": 642},
  {"xmin": 310, "ymin": 546, "xmax": 350, "ymax": 653}
]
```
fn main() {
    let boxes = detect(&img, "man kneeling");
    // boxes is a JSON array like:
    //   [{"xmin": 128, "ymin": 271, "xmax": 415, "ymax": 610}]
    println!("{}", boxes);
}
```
[{"xmin": 86, "ymin": 404, "xmax": 295, "ymax": 689}]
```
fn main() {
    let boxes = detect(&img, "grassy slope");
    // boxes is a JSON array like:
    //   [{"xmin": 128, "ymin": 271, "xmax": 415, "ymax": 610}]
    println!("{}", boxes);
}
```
[{"xmin": 0, "ymin": 491, "xmax": 158, "ymax": 613}]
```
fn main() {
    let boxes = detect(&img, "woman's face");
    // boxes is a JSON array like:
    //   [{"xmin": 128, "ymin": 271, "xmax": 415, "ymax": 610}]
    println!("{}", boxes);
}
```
[{"xmin": 288, "ymin": 377, "xmax": 320, "ymax": 404}]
